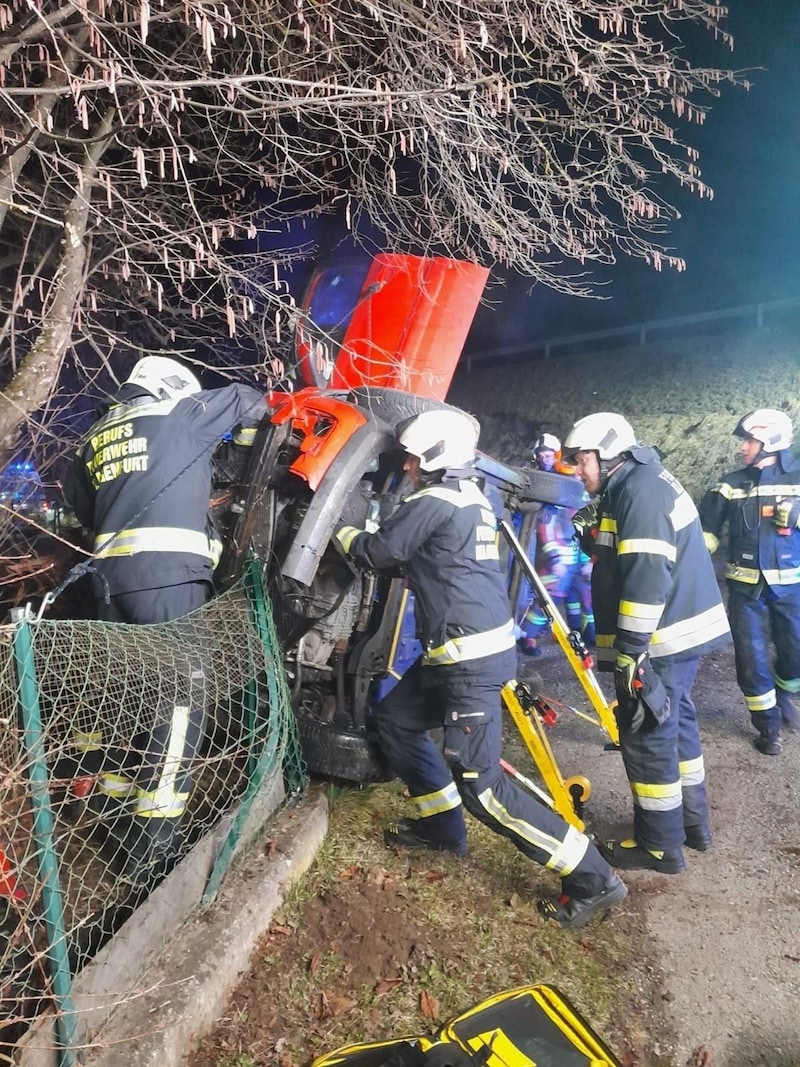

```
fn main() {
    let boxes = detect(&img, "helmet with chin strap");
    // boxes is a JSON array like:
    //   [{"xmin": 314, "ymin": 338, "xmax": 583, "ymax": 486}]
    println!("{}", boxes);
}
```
[
  {"xmin": 562, "ymin": 413, "xmax": 638, "ymax": 475},
  {"xmin": 126, "ymin": 357, "xmax": 201, "ymax": 401},
  {"xmin": 398, "ymin": 409, "xmax": 479, "ymax": 472},
  {"xmin": 734, "ymin": 409, "xmax": 793, "ymax": 454}
]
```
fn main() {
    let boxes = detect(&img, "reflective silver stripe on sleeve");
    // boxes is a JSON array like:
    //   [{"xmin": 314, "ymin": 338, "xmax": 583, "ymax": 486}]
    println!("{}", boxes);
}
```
[
  {"xmin": 617, "ymin": 537, "xmax": 677, "ymax": 562},
  {"xmin": 649, "ymin": 603, "xmax": 730, "ymax": 658}
]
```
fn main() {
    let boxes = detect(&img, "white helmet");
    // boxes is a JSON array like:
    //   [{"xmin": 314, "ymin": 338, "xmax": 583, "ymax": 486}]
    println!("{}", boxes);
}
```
[
  {"xmin": 532, "ymin": 433, "xmax": 561, "ymax": 455},
  {"xmin": 398, "ymin": 409, "xmax": 479, "ymax": 472},
  {"xmin": 126, "ymin": 356, "xmax": 201, "ymax": 401},
  {"xmin": 734, "ymin": 409, "xmax": 793, "ymax": 453},
  {"xmin": 562, "ymin": 412, "xmax": 638, "ymax": 461}
]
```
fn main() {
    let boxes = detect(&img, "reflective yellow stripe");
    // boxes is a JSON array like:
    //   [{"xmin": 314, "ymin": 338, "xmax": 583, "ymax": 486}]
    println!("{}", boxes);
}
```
[
  {"xmin": 135, "ymin": 704, "xmax": 190, "ymax": 818},
  {"xmin": 423, "ymin": 619, "xmax": 515, "ymax": 666},
  {"xmin": 413, "ymin": 782, "xmax": 462, "ymax": 818},
  {"xmin": 649, "ymin": 603, "xmax": 730, "ymax": 658},
  {"xmin": 599, "ymin": 517, "xmax": 617, "ymax": 533},
  {"xmin": 725, "ymin": 563, "xmax": 760, "ymax": 584},
  {"xmin": 717, "ymin": 482, "xmax": 800, "ymax": 500},
  {"xmin": 408, "ymin": 482, "xmax": 490, "ymax": 510},
  {"xmin": 232, "ymin": 426, "xmax": 257, "ymax": 446},
  {"xmin": 98, "ymin": 773, "xmax": 135, "ymax": 798},
  {"xmin": 94, "ymin": 526, "xmax": 213, "ymax": 560},
  {"xmin": 617, "ymin": 537, "xmax": 677, "ymax": 562},
  {"xmin": 679, "ymin": 755, "xmax": 705, "ymax": 787},
  {"xmin": 630, "ymin": 779, "xmax": 682, "ymax": 811},
  {"xmin": 745, "ymin": 690, "xmax": 776, "ymax": 712},
  {"xmin": 89, "ymin": 397, "xmax": 183, "ymax": 437},
  {"xmin": 477, "ymin": 788, "xmax": 589, "ymax": 876},
  {"xmin": 727, "ymin": 562, "xmax": 800, "ymax": 586},
  {"xmin": 618, "ymin": 600, "xmax": 664, "ymax": 634},
  {"xmin": 73, "ymin": 729, "xmax": 103, "ymax": 753}
]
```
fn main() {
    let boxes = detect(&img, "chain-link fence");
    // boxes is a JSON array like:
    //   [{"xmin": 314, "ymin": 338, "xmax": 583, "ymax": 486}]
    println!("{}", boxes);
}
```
[{"xmin": 0, "ymin": 564, "xmax": 305, "ymax": 1060}]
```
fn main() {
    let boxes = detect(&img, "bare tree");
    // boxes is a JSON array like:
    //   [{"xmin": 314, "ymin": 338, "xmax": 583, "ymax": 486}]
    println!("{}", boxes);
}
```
[{"xmin": 0, "ymin": 0, "xmax": 740, "ymax": 472}]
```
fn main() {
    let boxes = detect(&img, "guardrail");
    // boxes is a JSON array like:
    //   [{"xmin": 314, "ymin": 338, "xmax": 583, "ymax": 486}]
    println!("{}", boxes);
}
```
[{"xmin": 462, "ymin": 295, "xmax": 800, "ymax": 370}]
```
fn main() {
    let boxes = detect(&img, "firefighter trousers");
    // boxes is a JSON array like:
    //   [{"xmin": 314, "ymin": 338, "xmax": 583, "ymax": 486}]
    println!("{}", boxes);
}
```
[
  {"xmin": 727, "ymin": 582, "xmax": 800, "ymax": 738},
  {"xmin": 372, "ymin": 656, "xmax": 614, "ymax": 897},
  {"xmin": 618, "ymin": 654, "xmax": 709, "ymax": 852},
  {"xmin": 92, "ymin": 579, "xmax": 211, "ymax": 825}
]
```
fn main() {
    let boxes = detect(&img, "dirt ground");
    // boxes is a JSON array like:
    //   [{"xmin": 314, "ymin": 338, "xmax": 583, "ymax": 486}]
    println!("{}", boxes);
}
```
[
  {"xmin": 525, "ymin": 637, "xmax": 800, "ymax": 1067},
  {"xmin": 188, "ymin": 618, "xmax": 800, "ymax": 1067}
]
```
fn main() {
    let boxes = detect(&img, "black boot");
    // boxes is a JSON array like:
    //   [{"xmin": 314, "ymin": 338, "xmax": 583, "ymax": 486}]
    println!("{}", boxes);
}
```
[
  {"xmin": 383, "ymin": 819, "xmax": 467, "ymax": 857},
  {"xmin": 116, "ymin": 818, "xmax": 184, "ymax": 890},
  {"xmin": 754, "ymin": 732, "xmax": 782, "ymax": 756}
]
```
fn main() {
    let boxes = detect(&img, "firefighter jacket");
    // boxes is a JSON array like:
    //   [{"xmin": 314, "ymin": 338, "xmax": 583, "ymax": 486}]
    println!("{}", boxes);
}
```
[
  {"xmin": 591, "ymin": 448, "xmax": 730, "ymax": 669},
  {"xmin": 698, "ymin": 452, "xmax": 800, "ymax": 595},
  {"xmin": 69, "ymin": 381, "xmax": 265, "ymax": 595},
  {"xmin": 350, "ymin": 474, "xmax": 515, "ymax": 669}
]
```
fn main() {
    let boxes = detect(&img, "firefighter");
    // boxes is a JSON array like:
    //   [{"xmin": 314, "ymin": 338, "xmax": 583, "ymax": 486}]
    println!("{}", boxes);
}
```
[
  {"xmin": 335, "ymin": 410, "xmax": 628, "ymax": 929},
  {"xmin": 67, "ymin": 356, "xmax": 266, "ymax": 887},
  {"xmin": 699, "ymin": 409, "xmax": 800, "ymax": 755},
  {"xmin": 518, "ymin": 436, "xmax": 591, "ymax": 655},
  {"xmin": 562, "ymin": 412, "xmax": 730, "ymax": 874}
]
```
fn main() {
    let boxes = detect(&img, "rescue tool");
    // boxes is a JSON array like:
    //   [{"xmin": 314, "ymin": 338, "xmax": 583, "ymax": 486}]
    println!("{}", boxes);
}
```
[{"xmin": 499, "ymin": 518, "xmax": 619, "ymax": 746}]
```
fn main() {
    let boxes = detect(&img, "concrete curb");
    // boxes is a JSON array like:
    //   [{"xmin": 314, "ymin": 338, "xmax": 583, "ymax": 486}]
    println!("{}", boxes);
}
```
[{"xmin": 86, "ymin": 786, "xmax": 328, "ymax": 1066}]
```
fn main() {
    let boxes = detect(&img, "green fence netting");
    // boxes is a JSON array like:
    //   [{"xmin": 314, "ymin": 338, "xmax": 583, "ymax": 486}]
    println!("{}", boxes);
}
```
[{"xmin": 0, "ymin": 564, "xmax": 305, "ymax": 1054}]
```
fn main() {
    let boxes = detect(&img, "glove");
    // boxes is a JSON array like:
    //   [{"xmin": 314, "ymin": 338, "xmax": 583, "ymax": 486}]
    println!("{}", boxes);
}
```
[
  {"xmin": 614, "ymin": 652, "xmax": 646, "ymax": 700},
  {"xmin": 334, "ymin": 525, "xmax": 363, "ymax": 556},
  {"xmin": 774, "ymin": 498, "xmax": 800, "ymax": 531},
  {"xmin": 573, "ymin": 503, "xmax": 599, "ymax": 555},
  {"xmin": 613, "ymin": 652, "xmax": 670, "ymax": 734}
]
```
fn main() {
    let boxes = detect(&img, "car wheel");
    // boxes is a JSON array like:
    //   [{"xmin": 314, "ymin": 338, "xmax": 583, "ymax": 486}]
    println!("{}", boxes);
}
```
[
  {"xmin": 296, "ymin": 713, "xmax": 394, "ymax": 784},
  {"xmin": 518, "ymin": 468, "xmax": 586, "ymax": 509},
  {"xmin": 347, "ymin": 386, "xmax": 478, "ymax": 431}
]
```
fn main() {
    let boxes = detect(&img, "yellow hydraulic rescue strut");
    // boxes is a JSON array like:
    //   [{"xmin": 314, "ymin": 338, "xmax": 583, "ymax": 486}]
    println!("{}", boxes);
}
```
[
  {"xmin": 499, "ymin": 518, "xmax": 619, "ymax": 747},
  {"xmin": 500, "ymin": 679, "xmax": 590, "ymax": 831}
]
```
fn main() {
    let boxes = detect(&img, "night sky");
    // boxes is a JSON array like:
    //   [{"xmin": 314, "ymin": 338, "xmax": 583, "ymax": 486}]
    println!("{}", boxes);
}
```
[{"xmin": 468, "ymin": 0, "xmax": 800, "ymax": 353}]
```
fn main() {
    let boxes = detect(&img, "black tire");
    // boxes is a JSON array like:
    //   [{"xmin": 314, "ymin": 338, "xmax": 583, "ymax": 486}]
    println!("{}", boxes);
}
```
[
  {"xmin": 519, "ymin": 468, "xmax": 586, "ymax": 508},
  {"xmin": 348, "ymin": 386, "xmax": 478, "ymax": 432},
  {"xmin": 296, "ymin": 714, "xmax": 394, "ymax": 784}
]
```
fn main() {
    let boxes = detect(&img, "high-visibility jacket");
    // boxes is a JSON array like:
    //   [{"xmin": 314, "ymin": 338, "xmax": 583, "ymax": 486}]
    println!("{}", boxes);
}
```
[
  {"xmin": 698, "ymin": 452, "xmax": 800, "ymax": 595},
  {"xmin": 69, "ymin": 381, "xmax": 265, "ymax": 595},
  {"xmin": 350, "ymin": 475, "xmax": 515, "ymax": 669},
  {"xmin": 536, "ymin": 504, "xmax": 580, "ymax": 577},
  {"xmin": 591, "ymin": 448, "xmax": 730, "ymax": 668}
]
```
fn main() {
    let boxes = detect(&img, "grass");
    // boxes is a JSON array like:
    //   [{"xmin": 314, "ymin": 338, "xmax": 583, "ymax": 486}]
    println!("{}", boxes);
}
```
[{"xmin": 191, "ymin": 780, "xmax": 664, "ymax": 1067}]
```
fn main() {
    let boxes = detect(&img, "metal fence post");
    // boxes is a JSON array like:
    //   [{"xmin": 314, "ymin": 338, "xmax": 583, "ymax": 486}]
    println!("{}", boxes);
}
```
[{"xmin": 10, "ymin": 609, "xmax": 78, "ymax": 1067}]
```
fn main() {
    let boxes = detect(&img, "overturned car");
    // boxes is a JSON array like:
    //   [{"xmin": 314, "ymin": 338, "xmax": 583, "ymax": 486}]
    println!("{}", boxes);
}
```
[{"xmin": 213, "ymin": 254, "xmax": 583, "ymax": 783}]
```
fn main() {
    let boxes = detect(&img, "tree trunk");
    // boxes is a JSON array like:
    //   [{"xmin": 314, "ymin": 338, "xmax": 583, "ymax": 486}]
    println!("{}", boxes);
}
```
[{"xmin": 0, "ymin": 108, "xmax": 113, "ymax": 464}]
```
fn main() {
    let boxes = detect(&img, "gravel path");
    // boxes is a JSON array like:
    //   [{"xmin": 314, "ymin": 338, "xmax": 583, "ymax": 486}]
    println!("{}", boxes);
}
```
[{"xmin": 522, "ymin": 642, "xmax": 800, "ymax": 1067}]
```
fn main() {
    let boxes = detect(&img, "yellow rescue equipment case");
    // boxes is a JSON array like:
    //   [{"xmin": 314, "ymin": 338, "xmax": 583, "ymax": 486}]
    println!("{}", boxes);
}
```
[{"xmin": 312, "ymin": 984, "xmax": 621, "ymax": 1067}]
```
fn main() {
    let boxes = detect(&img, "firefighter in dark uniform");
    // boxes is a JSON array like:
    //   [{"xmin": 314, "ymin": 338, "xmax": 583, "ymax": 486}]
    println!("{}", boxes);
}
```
[
  {"xmin": 336, "ymin": 409, "xmax": 627, "ymax": 929},
  {"xmin": 699, "ymin": 409, "xmax": 800, "ymax": 755},
  {"xmin": 68, "ymin": 356, "xmax": 266, "ymax": 885},
  {"xmin": 563, "ymin": 413, "xmax": 730, "ymax": 875}
]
